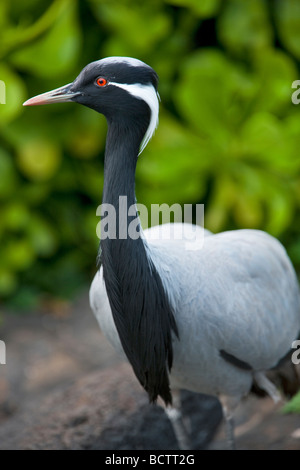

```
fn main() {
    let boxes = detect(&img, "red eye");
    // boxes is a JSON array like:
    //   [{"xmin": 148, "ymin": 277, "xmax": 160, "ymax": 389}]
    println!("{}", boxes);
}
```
[{"xmin": 96, "ymin": 77, "xmax": 107, "ymax": 87}]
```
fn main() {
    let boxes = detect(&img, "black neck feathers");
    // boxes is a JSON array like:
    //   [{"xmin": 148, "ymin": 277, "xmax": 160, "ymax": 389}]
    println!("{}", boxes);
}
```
[{"xmin": 99, "ymin": 117, "xmax": 178, "ymax": 405}]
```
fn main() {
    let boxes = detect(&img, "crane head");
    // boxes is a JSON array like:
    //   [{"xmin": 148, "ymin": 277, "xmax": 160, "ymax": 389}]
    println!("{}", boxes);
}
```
[{"xmin": 23, "ymin": 57, "xmax": 160, "ymax": 154}]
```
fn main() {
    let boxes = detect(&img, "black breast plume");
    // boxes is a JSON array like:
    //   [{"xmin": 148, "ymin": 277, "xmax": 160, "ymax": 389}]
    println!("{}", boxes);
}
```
[{"xmin": 100, "ymin": 236, "xmax": 179, "ymax": 405}]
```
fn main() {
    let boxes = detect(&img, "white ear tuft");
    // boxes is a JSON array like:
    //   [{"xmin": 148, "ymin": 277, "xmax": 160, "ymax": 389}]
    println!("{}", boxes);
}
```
[{"xmin": 109, "ymin": 82, "xmax": 160, "ymax": 155}]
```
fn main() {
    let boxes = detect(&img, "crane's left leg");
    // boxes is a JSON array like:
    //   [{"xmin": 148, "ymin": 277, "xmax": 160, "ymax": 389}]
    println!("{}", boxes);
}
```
[
  {"xmin": 219, "ymin": 395, "xmax": 240, "ymax": 450},
  {"xmin": 163, "ymin": 390, "xmax": 191, "ymax": 450}
]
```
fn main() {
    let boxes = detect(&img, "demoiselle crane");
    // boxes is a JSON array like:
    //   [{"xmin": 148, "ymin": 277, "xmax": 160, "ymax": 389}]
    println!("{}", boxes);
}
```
[{"xmin": 24, "ymin": 57, "xmax": 300, "ymax": 449}]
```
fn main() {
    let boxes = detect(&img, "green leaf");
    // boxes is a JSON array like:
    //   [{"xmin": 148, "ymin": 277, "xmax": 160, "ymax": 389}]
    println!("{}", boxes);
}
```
[
  {"xmin": 174, "ymin": 50, "xmax": 252, "ymax": 141},
  {"xmin": 0, "ymin": 63, "xmax": 26, "ymax": 124},
  {"xmin": 137, "ymin": 112, "xmax": 209, "ymax": 205},
  {"xmin": 10, "ymin": 0, "xmax": 81, "ymax": 78},
  {"xmin": 253, "ymin": 49, "xmax": 297, "ymax": 114},
  {"xmin": 0, "ymin": 268, "xmax": 17, "ymax": 296},
  {"xmin": 275, "ymin": 0, "xmax": 300, "ymax": 59},
  {"xmin": 241, "ymin": 112, "xmax": 293, "ymax": 173},
  {"xmin": 27, "ymin": 216, "xmax": 58, "ymax": 257},
  {"xmin": 164, "ymin": 0, "xmax": 221, "ymax": 18},
  {"xmin": 0, "ymin": 0, "xmax": 72, "ymax": 58},
  {"xmin": 3, "ymin": 202, "xmax": 30, "ymax": 230},
  {"xmin": 91, "ymin": 1, "xmax": 171, "ymax": 54},
  {"xmin": 3, "ymin": 239, "xmax": 35, "ymax": 271},
  {"xmin": 205, "ymin": 175, "xmax": 237, "ymax": 232},
  {"xmin": 17, "ymin": 139, "xmax": 62, "ymax": 181},
  {"xmin": 281, "ymin": 391, "xmax": 300, "ymax": 414},
  {"xmin": 266, "ymin": 189, "xmax": 293, "ymax": 235},
  {"xmin": 0, "ymin": 148, "xmax": 18, "ymax": 198},
  {"xmin": 218, "ymin": 0, "xmax": 272, "ymax": 55}
]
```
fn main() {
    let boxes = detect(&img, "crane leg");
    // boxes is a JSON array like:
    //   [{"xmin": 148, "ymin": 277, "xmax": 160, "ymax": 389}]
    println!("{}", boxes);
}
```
[
  {"xmin": 164, "ymin": 390, "xmax": 191, "ymax": 450},
  {"xmin": 223, "ymin": 414, "xmax": 236, "ymax": 450},
  {"xmin": 219, "ymin": 394, "xmax": 240, "ymax": 450},
  {"xmin": 253, "ymin": 371, "xmax": 281, "ymax": 403}
]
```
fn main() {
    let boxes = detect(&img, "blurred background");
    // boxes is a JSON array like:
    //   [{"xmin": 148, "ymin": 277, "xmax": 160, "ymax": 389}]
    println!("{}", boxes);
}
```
[{"xmin": 0, "ymin": 0, "xmax": 300, "ymax": 311}]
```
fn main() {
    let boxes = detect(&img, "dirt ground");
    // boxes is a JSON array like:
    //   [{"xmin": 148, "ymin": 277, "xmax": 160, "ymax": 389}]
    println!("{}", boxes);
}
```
[{"xmin": 0, "ymin": 291, "xmax": 299, "ymax": 450}]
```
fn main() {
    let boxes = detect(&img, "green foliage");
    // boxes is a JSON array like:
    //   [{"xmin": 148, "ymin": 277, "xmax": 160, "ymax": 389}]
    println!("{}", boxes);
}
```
[
  {"xmin": 1, "ymin": 0, "xmax": 300, "ymax": 308},
  {"xmin": 217, "ymin": 0, "xmax": 273, "ymax": 54},
  {"xmin": 282, "ymin": 391, "xmax": 300, "ymax": 413}
]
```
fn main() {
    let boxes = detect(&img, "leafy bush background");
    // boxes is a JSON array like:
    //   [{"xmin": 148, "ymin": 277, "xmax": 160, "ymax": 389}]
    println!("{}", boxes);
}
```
[{"xmin": 1, "ymin": 0, "xmax": 300, "ymax": 310}]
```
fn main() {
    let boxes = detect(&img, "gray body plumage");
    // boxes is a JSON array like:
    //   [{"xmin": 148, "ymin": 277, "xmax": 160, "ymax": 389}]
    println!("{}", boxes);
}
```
[{"xmin": 90, "ymin": 223, "xmax": 300, "ymax": 401}]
